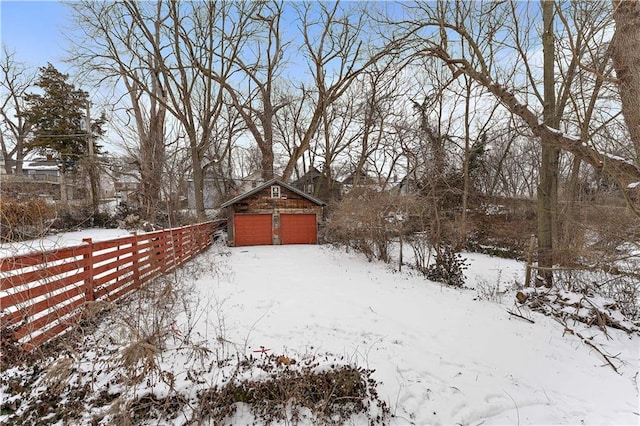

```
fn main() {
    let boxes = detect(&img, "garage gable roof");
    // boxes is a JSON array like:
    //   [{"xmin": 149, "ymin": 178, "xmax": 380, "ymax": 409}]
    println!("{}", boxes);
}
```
[{"xmin": 220, "ymin": 178, "xmax": 327, "ymax": 208}]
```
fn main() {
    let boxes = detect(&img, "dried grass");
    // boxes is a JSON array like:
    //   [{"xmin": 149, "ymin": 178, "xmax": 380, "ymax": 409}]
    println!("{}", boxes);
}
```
[
  {"xmin": 43, "ymin": 356, "xmax": 74, "ymax": 393},
  {"xmin": 119, "ymin": 339, "xmax": 162, "ymax": 385}
]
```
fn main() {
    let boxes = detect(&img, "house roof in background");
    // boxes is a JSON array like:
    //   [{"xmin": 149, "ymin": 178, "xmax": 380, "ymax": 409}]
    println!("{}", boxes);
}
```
[
  {"xmin": 220, "ymin": 178, "xmax": 326, "ymax": 208},
  {"xmin": 292, "ymin": 167, "xmax": 343, "ymax": 185}
]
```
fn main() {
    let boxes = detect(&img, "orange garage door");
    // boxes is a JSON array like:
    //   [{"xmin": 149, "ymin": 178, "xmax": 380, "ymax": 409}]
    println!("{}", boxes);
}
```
[
  {"xmin": 234, "ymin": 214, "xmax": 272, "ymax": 246},
  {"xmin": 281, "ymin": 214, "xmax": 317, "ymax": 244}
]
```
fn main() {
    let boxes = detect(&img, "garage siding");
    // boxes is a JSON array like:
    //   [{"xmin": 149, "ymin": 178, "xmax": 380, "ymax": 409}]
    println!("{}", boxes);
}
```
[
  {"xmin": 234, "ymin": 214, "xmax": 273, "ymax": 246},
  {"xmin": 223, "ymin": 179, "xmax": 325, "ymax": 247}
]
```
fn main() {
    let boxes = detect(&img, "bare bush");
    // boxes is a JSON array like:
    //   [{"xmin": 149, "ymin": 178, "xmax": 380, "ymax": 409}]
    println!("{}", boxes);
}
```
[
  {"xmin": 0, "ymin": 197, "xmax": 56, "ymax": 242},
  {"xmin": 405, "ymin": 231, "xmax": 431, "ymax": 273},
  {"xmin": 466, "ymin": 197, "xmax": 537, "ymax": 260},
  {"xmin": 196, "ymin": 353, "xmax": 389, "ymax": 425},
  {"xmin": 326, "ymin": 189, "xmax": 469, "ymax": 286},
  {"xmin": 425, "ymin": 245, "xmax": 467, "ymax": 287},
  {"xmin": 326, "ymin": 188, "xmax": 405, "ymax": 263},
  {"xmin": 402, "ymin": 193, "xmax": 468, "ymax": 287}
]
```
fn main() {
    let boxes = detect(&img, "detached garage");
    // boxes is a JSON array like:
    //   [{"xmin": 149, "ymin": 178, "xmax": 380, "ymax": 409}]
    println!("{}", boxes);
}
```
[{"xmin": 221, "ymin": 178, "xmax": 326, "ymax": 247}]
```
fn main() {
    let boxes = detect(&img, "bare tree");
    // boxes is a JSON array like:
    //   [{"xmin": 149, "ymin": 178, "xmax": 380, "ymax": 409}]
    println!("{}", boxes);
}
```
[
  {"xmin": 538, "ymin": 0, "xmax": 559, "ymax": 286},
  {"xmin": 297, "ymin": 58, "xmax": 410, "ymax": 195},
  {"xmin": 314, "ymin": 93, "xmax": 363, "ymax": 191},
  {"xmin": 118, "ymin": 3, "xmax": 168, "ymax": 223},
  {"xmin": 203, "ymin": 99, "xmax": 246, "ymax": 201},
  {"xmin": 273, "ymin": 89, "xmax": 313, "ymax": 180},
  {"xmin": 193, "ymin": 0, "xmax": 289, "ymax": 181},
  {"xmin": 458, "ymin": 74, "xmax": 500, "ymax": 230},
  {"xmin": 392, "ymin": 1, "xmax": 639, "ymax": 285},
  {"xmin": 162, "ymin": 133, "xmax": 191, "ymax": 226},
  {"xmin": 0, "ymin": 48, "xmax": 36, "ymax": 175},
  {"xmin": 480, "ymin": 120, "xmax": 541, "ymax": 199},
  {"xmin": 350, "ymin": 62, "xmax": 402, "ymax": 187},
  {"xmin": 71, "ymin": 1, "xmax": 243, "ymax": 221},
  {"xmin": 279, "ymin": 1, "xmax": 398, "ymax": 181},
  {"xmin": 71, "ymin": 1, "xmax": 169, "ymax": 221},
  {"xmin": 555, "ymin": 1, "xmax": 621, "ymax": 256}
]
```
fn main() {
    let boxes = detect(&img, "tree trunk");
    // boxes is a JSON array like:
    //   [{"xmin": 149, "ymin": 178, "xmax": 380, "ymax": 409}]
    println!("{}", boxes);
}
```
[
  {"xmin": 85, "ymin": 103, "xmax": 100, "ymax": 218},
  {"xmin": 260, "ymin": 145, "xmax": 275, "ymax": 181},
  {"xmin": 191, "ymin": 142, "xmax": 206, "ymax": 222},
  {"xmin": 561, "ymin": 156, "xmax": 581, "ymax": 263},
  {"xmin": 89, "ymin": 165, "xmax": 99, "ymax": 217},
  {"xmin": 461, "ymin": 77, "xmax": 473, "ymax": 234},
  {"xmin": 611, "ymin": 0, "xmax": 640, "ymax": 162},
  {"xmin": 260, "ymin": 106, "xmax": 275, "ymax": 180},
  {"xmin": 140, "ymin": 106, "xmax": 166, "ymax": 224},
  {"xmin": 537, "ymin": 0, "xmax": 559, "ymax": 287},
  {"xmin": 59, "ymin": 169, "xmax": 68, "ymax": 207},
  {"xmin": 0, "ymin": 134, "xmax": 13, "ymax": 174}
]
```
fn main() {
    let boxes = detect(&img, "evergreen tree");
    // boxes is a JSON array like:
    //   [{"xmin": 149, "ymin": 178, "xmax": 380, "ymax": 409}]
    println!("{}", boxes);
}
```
[{"xmin": 23, "ymin": 63, "xmax": 104, "ymax": 174}]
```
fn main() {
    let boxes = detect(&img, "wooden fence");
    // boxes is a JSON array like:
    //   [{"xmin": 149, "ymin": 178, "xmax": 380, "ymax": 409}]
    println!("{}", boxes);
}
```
[{"xmin": 0, "ymin": 221, "xmax": 224, "ymax": 351}]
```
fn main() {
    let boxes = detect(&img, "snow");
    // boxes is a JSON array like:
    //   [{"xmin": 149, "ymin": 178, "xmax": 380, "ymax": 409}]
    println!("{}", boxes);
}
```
[
  {"xmin": 1, "ymin": 232, "xmax": 639, "ymax": 425},
  {"xmin": 604, "ymin": 153, "xmax": 635, "ymax": 165},
  {"xmin": 544, "ymin": 125, "xmax": 563, "ymax": 136},
  {"xmin": 543, "ymin": 125, "xmax": 582, "ymax": 142},
  {"xmin": 0, "ymin": 228, "xmax": 131, "ymax": 257},
  {"xmin": 628, "ymin": 182, "xmax": 640, "ymax": 189},
  {"xmin": 464, "ymin": 251, "xmax": 523, "ymax": 290},
  {"xmin": 198, "ymin": 245, "xmax": 638, "ymax": 425}
]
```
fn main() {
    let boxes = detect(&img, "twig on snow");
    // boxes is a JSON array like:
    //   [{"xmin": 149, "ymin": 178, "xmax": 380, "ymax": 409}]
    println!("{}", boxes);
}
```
[
  {"xmin": 574, "ymin": 329, "xmax": 620, "ymax": 374},
  {"xmin": 506, "ymin": 309, "xmax": 535, "ymax": 324}
]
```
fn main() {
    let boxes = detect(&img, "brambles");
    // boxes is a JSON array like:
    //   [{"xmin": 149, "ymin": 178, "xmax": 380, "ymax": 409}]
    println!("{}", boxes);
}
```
[
  {"xmin": 325, "ymin": 188, "xmax": 403, "ymax": 263},
  {"xmin": 0, "ymin": 197, "xmax": 56, "ymax": 242},
  {"xmin": 327, "ymin": 189, "xmax": 469, "ymax": 287},
  {"xmin": 196, "ymin": 353, "xmax": 389, "ymax": 425}
]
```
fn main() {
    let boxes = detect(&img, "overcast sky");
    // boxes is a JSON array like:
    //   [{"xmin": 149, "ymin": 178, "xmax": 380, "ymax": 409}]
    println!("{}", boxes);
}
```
[{"xmin": 1, "ymin": 1, "xmax": 72, "ymax": 71}]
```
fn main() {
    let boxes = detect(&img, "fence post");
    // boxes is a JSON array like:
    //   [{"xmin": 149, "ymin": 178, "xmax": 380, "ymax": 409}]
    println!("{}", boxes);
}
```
[
  {"xmin": 159, "ymin": 229, "xmax": 168, "ymax": 274},
  {"xmin": 195, "ymin": 224, "xmax": 201, "ymax": 252},
  {"xmin": 185, "ymin": 226, "xmax": 193, "ymax": 260},
  {"xmin": 82, "ymin": 238, "xmax": 95, "ymax": 301},
  {"xmin": 132, "ymin": 231, "xmax": 141, "ymax": 287},
  {"xmin": 169, "ymin": 229, "xmax": 179, "ymax": 270},
  {"xmin": 202, "ymin": 223, "xmax": 209, "ymax": 250},
  {"xmin": 164, "ymin": 229, "xmax": 173, "ymax": 273},
  {"xmin": 177, "ymin": 226, "xmax": 185, "ymax": 265},
  {"xmin": 524, "ymin": 234, "xmax": 536, "ymax": 288}
]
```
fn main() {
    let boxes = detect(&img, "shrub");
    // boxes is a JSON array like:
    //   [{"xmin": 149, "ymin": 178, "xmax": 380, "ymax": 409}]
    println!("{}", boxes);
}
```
[
  {"xmin": 50, "ymin": 207, "xmax": 111, "ymax": 231},
  {"xmin": 196, "ymin": 354, "xmax": 389, "ymax": 425},
  {"xmin": 325, "ymin": 188, "xmax": 408, "ymax": 263},
  {"xmin": 0, "ymin": 197, "xmax": 56, "ymax": 242},
  {"xmin": 426, "ymin": 244, "xmax": 467, "ymax": 287}
]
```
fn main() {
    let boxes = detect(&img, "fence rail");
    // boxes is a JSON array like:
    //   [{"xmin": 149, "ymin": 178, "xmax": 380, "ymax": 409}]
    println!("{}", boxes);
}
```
[{"xmin": 0, "ymin": 221, "xmax": 224, "ymax": 351}]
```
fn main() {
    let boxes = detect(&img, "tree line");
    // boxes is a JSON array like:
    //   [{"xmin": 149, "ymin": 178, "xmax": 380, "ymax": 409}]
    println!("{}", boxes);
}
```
[{"xmin": 1, "ymin": 0, "xmax": 639, "ymax": 286}]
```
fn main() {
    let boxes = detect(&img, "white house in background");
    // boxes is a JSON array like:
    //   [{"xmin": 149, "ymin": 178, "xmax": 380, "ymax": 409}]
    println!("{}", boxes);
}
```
[
  {"xmin": 234, "ymin": 171, "xmax": 282, "ymax": 194},
  {"xmin": 187, "ymin": 171, "xmax": 282, "ymax": 210},
  {"xmin": 187, "ymin": 177, "xmax": 221, "ymax": 210},
  {"xmin": 20, "ymin": 157, "xmax": 60, "ymax": 181},
  {"xmin": 341, "ymin": 170, "xmax": 382, "ymax": 193}
]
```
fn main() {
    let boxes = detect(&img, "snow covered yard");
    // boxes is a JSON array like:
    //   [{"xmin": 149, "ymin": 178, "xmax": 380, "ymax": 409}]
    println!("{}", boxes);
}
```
[
  {"xmin": 198, "ymin": 244, "xmax": 639, "ymax": 425},
  {"xmin": 1, "ymin": 239, "xmax": 639, "ymax": 425}
]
